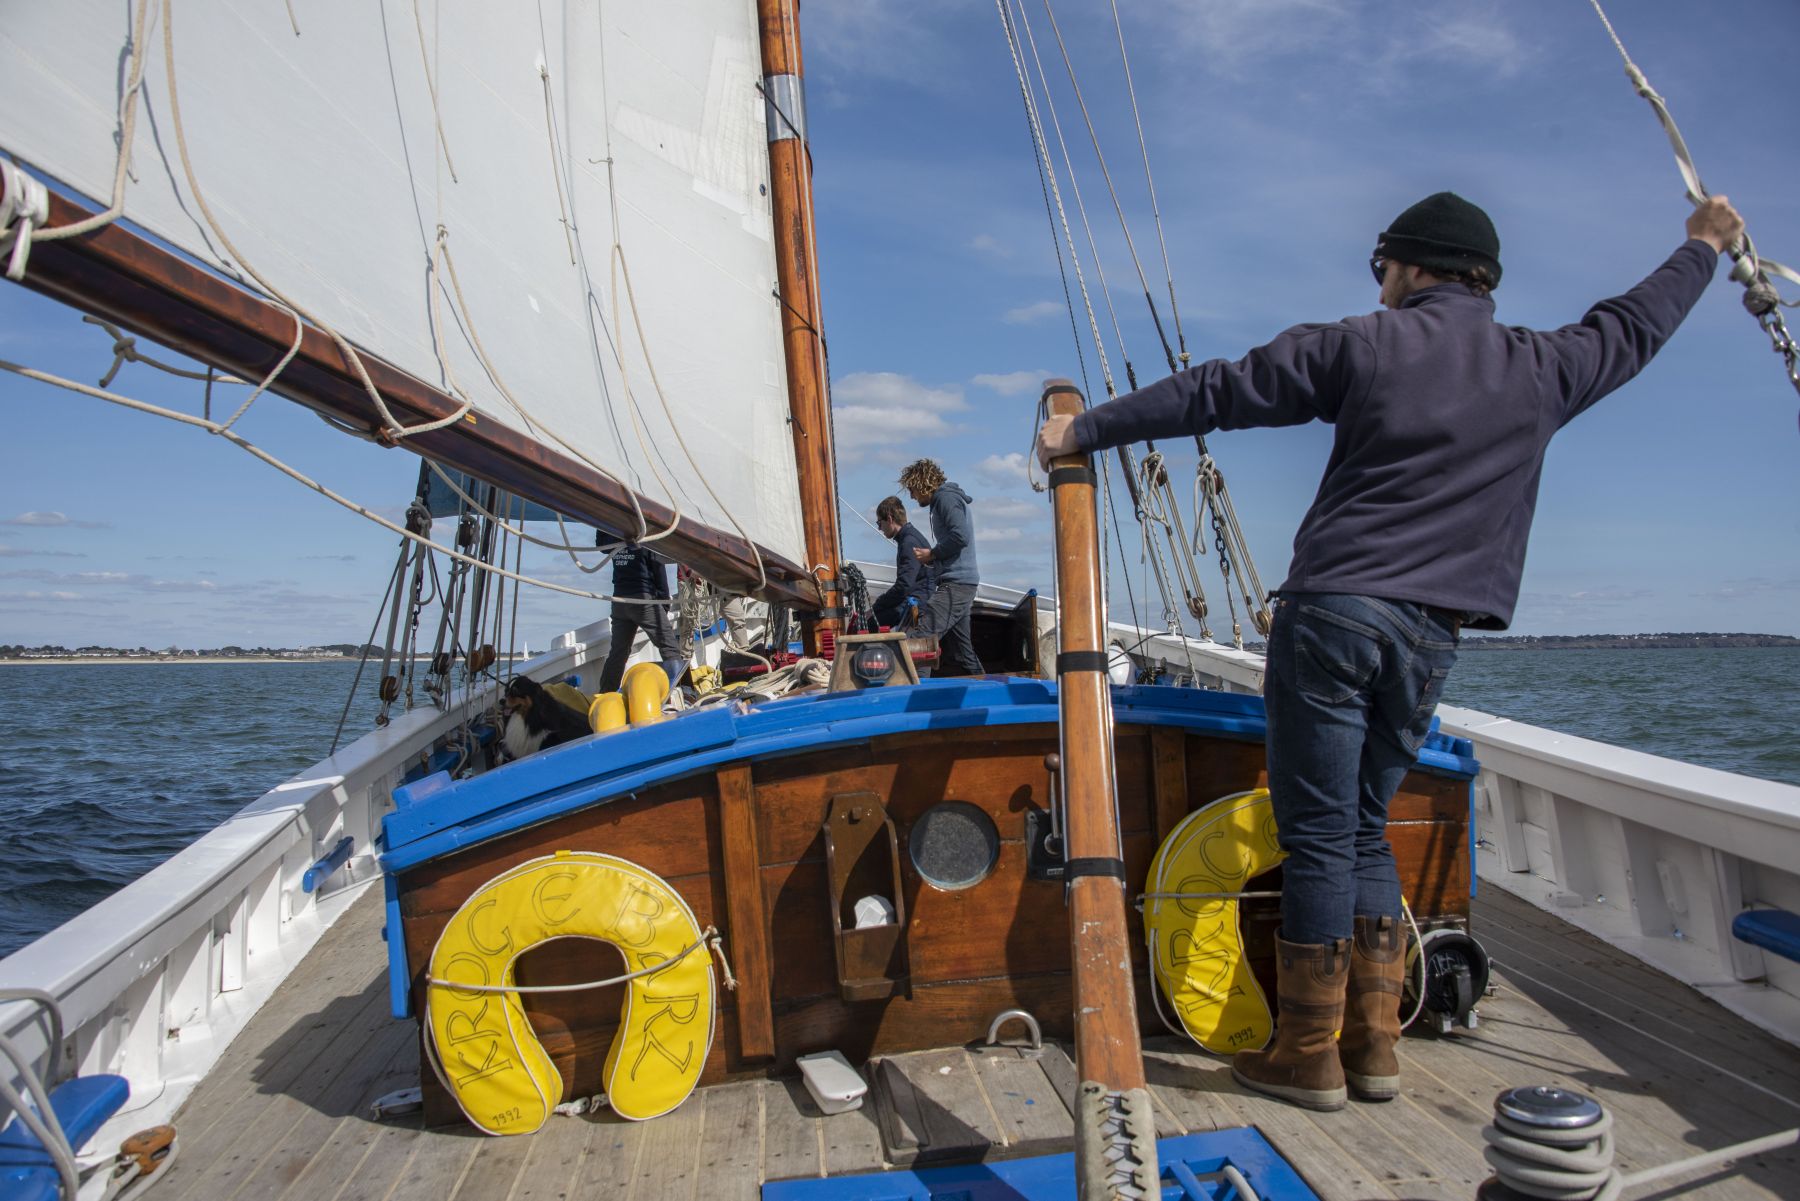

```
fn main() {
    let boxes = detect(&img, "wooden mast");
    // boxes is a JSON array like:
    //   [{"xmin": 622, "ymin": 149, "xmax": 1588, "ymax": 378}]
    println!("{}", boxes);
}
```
[
  {"xmin": 758, "ymin": 0, "xmax": 843, "ymax": 654},
  {"xmin": 1043, "ymin": 380, "xmax": 1159, "ymax": 1200}
]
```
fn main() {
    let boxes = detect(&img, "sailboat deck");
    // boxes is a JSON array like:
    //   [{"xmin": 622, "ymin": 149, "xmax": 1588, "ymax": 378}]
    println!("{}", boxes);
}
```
[{"xmin": 145, "ymin": 885, "xmax": 1800, "ymax": 1201}]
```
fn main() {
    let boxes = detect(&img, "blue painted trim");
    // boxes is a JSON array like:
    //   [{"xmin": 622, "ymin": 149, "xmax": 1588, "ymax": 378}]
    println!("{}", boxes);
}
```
[
  {"xmin": 379, "ymin": 679, "xmax": 1478, "ymax": 873},
  {"xmin": 760, "ymin": 1128, "xmax": 1322, "ymax": 1201},
  {"xmin": 302, "ymin": 836, "xmax": 354, "ymax": 894},
  {"xmin": 384, "ymin": 873, "xmax": 411, "ymax": 1019}
]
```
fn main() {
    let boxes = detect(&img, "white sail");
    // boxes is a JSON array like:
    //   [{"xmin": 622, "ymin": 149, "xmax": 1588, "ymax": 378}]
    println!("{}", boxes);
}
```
[{"xmin": 0, "ymin": 0, "xmax": 805, "ymax": 565}]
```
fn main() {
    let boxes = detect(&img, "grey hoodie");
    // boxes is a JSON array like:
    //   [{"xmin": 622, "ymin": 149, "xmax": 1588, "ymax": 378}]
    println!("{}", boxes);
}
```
[{"xmin": 926, "ymin": 482, "xmax": 979, "ymax": 586}]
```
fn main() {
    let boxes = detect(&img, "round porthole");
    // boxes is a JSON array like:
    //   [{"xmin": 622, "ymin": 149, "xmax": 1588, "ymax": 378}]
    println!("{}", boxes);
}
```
[{"xmin": 908, "ymin": 801, "xmax": 999, "ymax": 891}]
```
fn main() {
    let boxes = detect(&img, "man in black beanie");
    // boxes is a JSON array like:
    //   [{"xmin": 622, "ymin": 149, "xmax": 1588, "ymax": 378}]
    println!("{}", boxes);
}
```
[{"xmin": 1037, "ymin": 193, "xmax": 1744, "ymax": 1111}]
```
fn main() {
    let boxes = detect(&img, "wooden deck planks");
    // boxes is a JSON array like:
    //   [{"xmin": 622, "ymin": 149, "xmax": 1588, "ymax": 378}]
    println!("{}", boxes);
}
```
[
  {"xmin": 507, "ymin": 1110, "xmax": 598, "ymax": 1201},
  {"xmin": 971, "ymin": 1048, "xmax": 1075, "ymax": 1156},
  {"xmin": 1477, "ymin": 892, "xmax": 1800, "ymax": 1099},
  {"xmin": 697, "ymin": 1082, "xmax": 764, "ymax": 1201},
  {"xmin": 145, "ymin": 881, "xmax": 1800, "ymax": 1201},
  {"xmin": 760, "ymin": 1077, "xmax": 822, "ymax": 1181}
]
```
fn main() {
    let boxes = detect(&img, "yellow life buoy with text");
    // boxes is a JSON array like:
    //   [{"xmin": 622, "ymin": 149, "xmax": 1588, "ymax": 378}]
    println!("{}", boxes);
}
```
[
  {"xmin": 1144, "ymin": 789, "xmax": 1285, "ymax": 1054},
  {"xmin": 425, "ymin": 850, "xmax": 715, "ymax": 1134}
]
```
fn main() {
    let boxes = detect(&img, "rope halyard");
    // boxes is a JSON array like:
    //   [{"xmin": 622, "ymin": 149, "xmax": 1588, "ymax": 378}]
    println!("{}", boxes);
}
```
[{"xmin": 1587, "ymin": 0, "xmax": 1800, "ymax": 423}]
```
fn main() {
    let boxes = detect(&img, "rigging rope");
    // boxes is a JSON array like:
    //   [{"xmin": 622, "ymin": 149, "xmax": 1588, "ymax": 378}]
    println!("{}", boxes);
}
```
[
  {"xmin": 1014, "ymin": 0, "xmax": 1138, "ymax": 393},
  {"xmin": 1586, "ymin": 0, "xmax": 1800, "ymax": 420},
  {"xmin": 1034, "ymin": 0, "xmax": 1177, "ymax": 375},
  {"xmin": 1108, "ymin": 0, "xmax": 1188, "ymax": 367},
  {"xmin": 0, "ymin": 356, "xmax": 704, "ymax": 605},
  {"xmin": 996, "ymin": 1, "xmax": 1115, "ymax": 396}
]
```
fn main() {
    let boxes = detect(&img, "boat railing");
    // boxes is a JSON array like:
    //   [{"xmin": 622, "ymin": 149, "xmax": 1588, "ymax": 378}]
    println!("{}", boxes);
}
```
[
  {"xmin": 0, "ymin": 622, "xmax": 611, "ymax": 1140},
  {"xmin": 1436, "ymin": 701, "xmax": 1800, "ymax": 1044}
]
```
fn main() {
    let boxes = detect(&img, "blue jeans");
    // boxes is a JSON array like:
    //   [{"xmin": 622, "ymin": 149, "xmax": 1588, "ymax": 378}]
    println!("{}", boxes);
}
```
[{"xmin": 1263, "ymin": 593, "xmax": 1459, "ymax": 945}]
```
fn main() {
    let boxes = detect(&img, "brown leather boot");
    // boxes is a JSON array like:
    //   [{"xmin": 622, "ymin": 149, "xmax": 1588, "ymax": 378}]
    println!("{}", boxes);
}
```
[
  {"xmin": 1339, "ymin": 914, "xmax": 1406, "ymax": 1101},
  {"xmin": 1230, "ymin": 936, "xmax": 1349, "ymax": 1112}
]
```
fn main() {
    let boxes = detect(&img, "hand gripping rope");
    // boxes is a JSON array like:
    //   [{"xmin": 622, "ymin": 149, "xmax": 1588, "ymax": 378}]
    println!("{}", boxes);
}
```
[{"xmin": 1588, "ymin": 0, "xmax": 1800, "ymax": 429}]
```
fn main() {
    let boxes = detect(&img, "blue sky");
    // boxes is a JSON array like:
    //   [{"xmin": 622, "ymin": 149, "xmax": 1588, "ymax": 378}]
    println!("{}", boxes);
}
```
[{"xmin": 3, "ymin": 0, "xmax": 1797, "ymax": 648}]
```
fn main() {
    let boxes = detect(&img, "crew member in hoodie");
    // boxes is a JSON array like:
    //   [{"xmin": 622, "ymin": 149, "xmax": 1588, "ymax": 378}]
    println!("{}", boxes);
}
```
[
  {"xmin": 596, "ymin": 537, "xmax": 687, "ymax": 694},
  {"xmin": 1036, "ymin": 193, "xmax": 1745, "ymax": 1112},
  {"xmin": 898, "ymin": 459, "xmax": 984, "ymax": 675},
  {"xmin": 870, "ymin": 495, "xmax": 934, "ymax": 629}
]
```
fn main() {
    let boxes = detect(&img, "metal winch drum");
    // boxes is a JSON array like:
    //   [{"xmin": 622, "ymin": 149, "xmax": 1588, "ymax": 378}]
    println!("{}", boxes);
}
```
[{"xmin": 1406, "ymin": 925, "xmax": 1491, "ymax": 1033}]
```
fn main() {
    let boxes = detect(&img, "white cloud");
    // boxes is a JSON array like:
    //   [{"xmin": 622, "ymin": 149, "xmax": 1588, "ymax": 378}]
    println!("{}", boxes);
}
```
[
  {"xmin": 975, "ymin": 526, "xmax": 1025, "ymax": 544},
  {"xmin": 980, "ymin": 497, "xmax": 1044, "ymax": 522},
  {"xmin": 1694, "ymin": 578, "xmax": 1800, "ymax": 602},
  {"xmin": 1151, "ymin": 0, "xmax": 1524, "ymax": 82},
  {"xmin": 0, "ymin": 545, "xmax": 84, "ymax": 558},
  {"xmin": 969, "ymin": 233, "xmax": 1008, "ymax": 257},
  {"xmin": 971, "ymin": 370, "xmax": 1050, "ymax": 396},
  {"xmin": 5, "ymin": 511, "xmax": 107, "ymax": 529},
  {"xmin": 830, "ymin": 372, "xmax": 966, "ymax": 461},
  {"xmin": 1003, "ymin": 301, "xmax": 1064, "ymax": 326},
  {"xmin": 976, "ymin": 453, "xmax": 1031, "ymax": 487}
]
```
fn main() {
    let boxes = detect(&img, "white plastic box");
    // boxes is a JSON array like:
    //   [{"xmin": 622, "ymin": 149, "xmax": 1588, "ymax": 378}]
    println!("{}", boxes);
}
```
[{"xmin": 795, "ymin": 1050, "xmax": 868, "ymax": 1115}]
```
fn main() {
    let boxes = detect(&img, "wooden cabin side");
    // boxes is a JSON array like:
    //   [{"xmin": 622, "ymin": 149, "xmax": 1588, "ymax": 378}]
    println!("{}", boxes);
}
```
[{"xmin": 398, "ymin": 721, "xmax": 1469, "ymax": 1128}]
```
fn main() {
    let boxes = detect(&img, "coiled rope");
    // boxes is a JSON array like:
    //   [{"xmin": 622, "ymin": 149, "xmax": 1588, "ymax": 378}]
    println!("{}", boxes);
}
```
[{"xmin": 1481, "ymin": 1088, "xmax": 1796, "ymax": 1201}]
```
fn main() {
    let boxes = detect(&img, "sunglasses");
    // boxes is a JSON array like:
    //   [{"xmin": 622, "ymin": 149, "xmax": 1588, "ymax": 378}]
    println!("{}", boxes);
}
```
[{"xmin": 1369, "ymin": 254, "xmax": 1388, "ymax": 284}]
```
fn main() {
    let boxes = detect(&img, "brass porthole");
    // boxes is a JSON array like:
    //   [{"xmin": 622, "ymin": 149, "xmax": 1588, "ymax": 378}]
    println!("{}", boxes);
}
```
[{"xmin": 908, "ymin": 801, "xmax": 999, "ymax": 891}]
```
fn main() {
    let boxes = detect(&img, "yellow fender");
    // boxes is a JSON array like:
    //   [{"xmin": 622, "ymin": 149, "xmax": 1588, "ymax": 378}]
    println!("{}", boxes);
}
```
[
  {"xmin": 425, "ymin": 850, "xmax": 716, "ymax": 1134},
  {"xmin": 588, "ymin": 691, "xmax": 627, "ymax": 734},
  {"xmin": 1143, "ymin": 789, "xmax": 1286, "ymax": 1054},
  {"xmin": 622, "ymin": 661, "xmax": 669, "ymax": 726}
]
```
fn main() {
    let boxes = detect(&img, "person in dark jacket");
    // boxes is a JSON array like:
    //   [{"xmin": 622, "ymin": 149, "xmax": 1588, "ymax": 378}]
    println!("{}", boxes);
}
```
[
  {"xmin": 898, "ymin": 458, "xmax": 984, "ymax": 675},
  {"xmin": 596, "ymin": 538, "xmax": 687, "ymax": 694},
  {"xmin": 870, "ymin": 495, "xmax": 934, "ymax": 629},
  {"xmin": 1037, "ymin": 192, "xmax": 1745, "ymax": 1112}
]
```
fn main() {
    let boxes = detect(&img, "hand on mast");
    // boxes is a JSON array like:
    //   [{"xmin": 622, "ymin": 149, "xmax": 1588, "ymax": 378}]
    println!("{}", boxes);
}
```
[{"xmin": 1037, "ymin": 413, "xmax": 1080, "ymax": 471}]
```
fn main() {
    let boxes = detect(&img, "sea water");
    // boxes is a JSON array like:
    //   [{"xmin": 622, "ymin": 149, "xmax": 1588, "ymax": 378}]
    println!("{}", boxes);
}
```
[{"xmin": 1, "ymin": 650, "xmax": 1796, "ymax": 958}]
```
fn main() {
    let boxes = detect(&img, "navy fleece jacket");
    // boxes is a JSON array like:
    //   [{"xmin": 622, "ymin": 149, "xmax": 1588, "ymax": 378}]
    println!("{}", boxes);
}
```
[
  {"xmin": 1073, "ymin": 240, "xmax": 1719, "ymax": 629},
  {"xmin": 873, "ymin": 521, "xmax": 934, "ymax": 619},
  {"xmin": 609, "ymin": 544, "xmax": 670, "ymax": 612},
  {"xmin": 926, "ymin": 482, "xmax": 979, "ymax": 586}
]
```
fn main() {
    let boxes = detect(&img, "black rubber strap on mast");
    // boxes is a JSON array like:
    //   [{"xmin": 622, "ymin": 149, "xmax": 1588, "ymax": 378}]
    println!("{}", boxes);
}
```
[
  {"xmin": 1064, "ymin": 857, "xmax": 1127, "ymax": 881},
  {"xmin": 1047, "ymin": 466, "xmax": 1095, "ymax": 489},
  {"xmin": 1055, "ymin": 650, "xmax": 1111, "ymax": 676}
]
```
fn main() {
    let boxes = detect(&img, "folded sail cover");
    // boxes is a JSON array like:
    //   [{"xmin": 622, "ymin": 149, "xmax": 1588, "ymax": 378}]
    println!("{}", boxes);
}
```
[{"xmin": 0, "ymin": 2, "xmax": 806, "ymax": 567}]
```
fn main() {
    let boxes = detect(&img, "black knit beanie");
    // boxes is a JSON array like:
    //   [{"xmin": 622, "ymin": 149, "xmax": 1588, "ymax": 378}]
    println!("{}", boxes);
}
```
[{"xmin": 1376, "ymin": 192, "xmax": 1502, "ymax": 287}]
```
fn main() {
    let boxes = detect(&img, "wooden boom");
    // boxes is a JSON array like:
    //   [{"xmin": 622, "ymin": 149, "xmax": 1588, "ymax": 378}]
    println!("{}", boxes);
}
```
[{"xmin": 1043, "ymin": 380, "xmax": 1160, "ymax": 1200}]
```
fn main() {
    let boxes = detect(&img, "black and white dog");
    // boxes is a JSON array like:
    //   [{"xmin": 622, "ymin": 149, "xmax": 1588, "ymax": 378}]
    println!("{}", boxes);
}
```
[{"xmin": 500, "ymin": 676, "xmax": 590, "ymax": 760}]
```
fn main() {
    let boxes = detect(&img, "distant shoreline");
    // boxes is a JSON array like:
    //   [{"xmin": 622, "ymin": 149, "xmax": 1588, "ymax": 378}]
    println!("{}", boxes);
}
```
[{"xmin": 0, "ymin": 656, "xmax": 364, "ymax": 666}]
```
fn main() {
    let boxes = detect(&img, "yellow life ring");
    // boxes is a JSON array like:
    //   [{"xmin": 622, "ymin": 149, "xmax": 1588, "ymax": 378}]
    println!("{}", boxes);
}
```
[
  {"xmin": 425, "ymin": 850, "xmax": 716, "ymax": 1134},
  {"xmin": 1143, "ymin": 789, "xmax": 1285, "ymax": 1054}
]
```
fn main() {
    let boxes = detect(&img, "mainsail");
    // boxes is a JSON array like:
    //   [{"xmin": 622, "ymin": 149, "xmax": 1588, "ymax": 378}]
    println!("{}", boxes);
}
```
[{"xmin": 0, "ymin": 1, "xmax": 809, "ymax": 593}]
